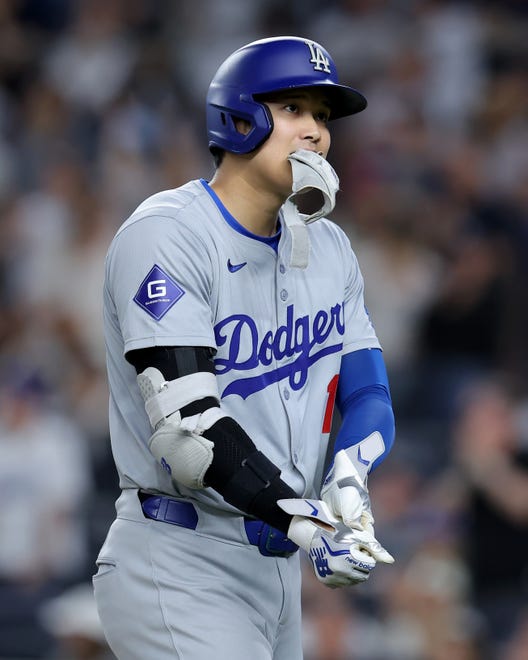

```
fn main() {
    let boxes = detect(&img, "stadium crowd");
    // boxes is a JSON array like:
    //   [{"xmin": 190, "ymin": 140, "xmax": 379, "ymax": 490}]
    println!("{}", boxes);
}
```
[{"xmin": 0, "ymin": 1, "xmax": 526, "ymax": 658}]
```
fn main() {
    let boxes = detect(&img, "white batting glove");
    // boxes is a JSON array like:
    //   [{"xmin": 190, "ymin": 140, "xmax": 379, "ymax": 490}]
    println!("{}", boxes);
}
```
[
  {"xmin": 321, "ymin": 448, "xmax": 368, "ymax": 530},
  {"xmin": 308, "ymin": 528, "xmax": 376, "ymax": 588},
  {"xmin": 277, "ymin": 498, "xmax": 377, "ymax": 588},
  {"xmin": 320, "ymin": 447, "xmax": 394, "ymax": 564}
]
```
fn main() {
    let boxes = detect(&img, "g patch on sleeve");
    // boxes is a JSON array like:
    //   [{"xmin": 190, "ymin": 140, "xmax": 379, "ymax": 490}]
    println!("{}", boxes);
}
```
[{"xmin": 133, "ymin": 264, "xmax": 185, "ymax": 320}]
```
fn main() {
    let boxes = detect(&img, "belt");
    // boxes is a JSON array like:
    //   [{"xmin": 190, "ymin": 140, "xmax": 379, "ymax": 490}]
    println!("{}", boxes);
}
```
[{"xmin": 138, "ymin": 491, "xmax": 298, "ymax": 558}]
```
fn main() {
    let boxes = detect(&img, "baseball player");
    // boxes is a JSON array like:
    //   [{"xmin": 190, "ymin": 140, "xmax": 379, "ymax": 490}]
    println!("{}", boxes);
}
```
[{"xmin": 93, "ymin": 36, "xmax": 395, "ymax": 660}]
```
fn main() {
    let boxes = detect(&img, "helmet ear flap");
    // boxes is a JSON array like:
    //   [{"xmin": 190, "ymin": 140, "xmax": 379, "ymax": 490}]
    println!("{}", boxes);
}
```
[{"xmin": 207, "ymin": 100, "xmax": 273, "ymax": 155}]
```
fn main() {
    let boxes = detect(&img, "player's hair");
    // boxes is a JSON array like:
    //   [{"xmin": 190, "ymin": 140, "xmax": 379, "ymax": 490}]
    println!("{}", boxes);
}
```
[
  {"xmin": 211, "ymin": 147, "xmax": 225, "ymax": 168},
  {"xmin": 206, "ymin": 36, "xmax": 366, "ymax": 156}
]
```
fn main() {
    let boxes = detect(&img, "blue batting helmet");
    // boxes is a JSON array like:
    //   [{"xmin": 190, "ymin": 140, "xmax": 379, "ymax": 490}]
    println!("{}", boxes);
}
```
[{"xmin": 206, "ymin": 36, "xmax": 367, "ymax": 155}]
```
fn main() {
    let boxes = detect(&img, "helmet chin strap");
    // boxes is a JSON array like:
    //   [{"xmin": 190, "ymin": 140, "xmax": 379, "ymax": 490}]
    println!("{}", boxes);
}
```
[{"xmin": 282, "ymin": 150, "xmax": 340, "ymax": 268}]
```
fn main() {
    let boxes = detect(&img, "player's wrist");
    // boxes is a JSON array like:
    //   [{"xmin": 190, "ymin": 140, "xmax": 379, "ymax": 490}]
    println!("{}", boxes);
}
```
[
  {"xmin": 278, "ymin": 498, "xmax": 337, "ymax": 551},
  {"xmin": 286, "ymin": 515, "xmax": 320, "ymax": 552},
  {"xmin": 247, "ymin": 473, "xmax": 296, "ymax": 534}
]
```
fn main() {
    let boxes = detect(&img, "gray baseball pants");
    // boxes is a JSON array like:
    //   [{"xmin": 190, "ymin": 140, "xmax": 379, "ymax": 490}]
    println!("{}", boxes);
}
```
[{"xmin": 93, "ymin": 489, "xmax": 303, "ymax": 659}]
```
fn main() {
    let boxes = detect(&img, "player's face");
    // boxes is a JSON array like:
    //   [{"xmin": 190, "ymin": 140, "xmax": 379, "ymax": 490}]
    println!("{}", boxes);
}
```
[{"xmin": 251, "ymin": 89, "xmax": 332, "ymax": 198}]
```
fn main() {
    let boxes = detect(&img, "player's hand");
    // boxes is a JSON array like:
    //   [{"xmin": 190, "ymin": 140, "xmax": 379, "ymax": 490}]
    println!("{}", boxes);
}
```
[
  {"xmin": 321, "ymin": 448, "xmax": 369, "ymax": 529},
  {"xmin": 277, "ymin": 498, "xmax": 390, "ymax": 588},
  {"xmin": 320, "ymin": 450, "xmax": 394, "ymax": 564},
  {"xmin": 307, "ymin": 524, "xmax": 376, "ymax": 588}
]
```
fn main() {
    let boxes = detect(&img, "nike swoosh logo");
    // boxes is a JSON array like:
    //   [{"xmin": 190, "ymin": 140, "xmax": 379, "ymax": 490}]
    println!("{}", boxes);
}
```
[{"xmin": 227, "ymin": 259, "xmax": 247, "ymax": 273}]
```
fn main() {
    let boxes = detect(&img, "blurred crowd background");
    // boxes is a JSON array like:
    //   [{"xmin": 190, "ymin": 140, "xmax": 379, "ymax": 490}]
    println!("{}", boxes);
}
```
[{"xmin": 0, "ymin": 0, "xmax": 527, "ymax": 658}]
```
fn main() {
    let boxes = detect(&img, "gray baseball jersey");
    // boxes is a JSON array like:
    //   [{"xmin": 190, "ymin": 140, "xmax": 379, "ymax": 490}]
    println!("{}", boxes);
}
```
[
  {"xmin": 103, "ymin": 178, "xmax": 380, "ymax": 508},
  {"xmin": 96, "ymin": 178, "xmax": 381, "ymax": 659}
]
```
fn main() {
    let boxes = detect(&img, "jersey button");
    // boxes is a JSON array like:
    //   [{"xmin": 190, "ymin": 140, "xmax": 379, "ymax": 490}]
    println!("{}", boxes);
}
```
[
  {"xmin": 279, "ymin": 264, "xmax": 286, "ymax": 274},
  {"xmin": 293, "ymin": 451, "xmax": 299, "ymax": 463},
  {"xmin": 283, "ymin": 388, "xmax": 290, "ymax": 400},
  {"xmin": 280, "ymin": 289, "xmax": 288, "ymax": 301}
]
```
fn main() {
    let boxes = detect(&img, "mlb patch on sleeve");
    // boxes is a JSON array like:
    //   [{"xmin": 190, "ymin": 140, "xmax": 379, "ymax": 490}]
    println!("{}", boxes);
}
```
[{"xmin": 134, "ymin": 264, "xmax": 185, "ymax": 320}]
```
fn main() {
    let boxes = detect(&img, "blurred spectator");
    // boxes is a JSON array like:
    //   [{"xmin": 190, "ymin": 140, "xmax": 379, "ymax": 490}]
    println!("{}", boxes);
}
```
[
  {"xmin": 0, "ymin": 367, "xmax": 92, "ymax": 658},
  {"xmin": 40, "ymin": 583, "xmax": 113, "ymax": 659},
  {"xmin": 43, "ymin": 0, "xmax": 137, "ymax": 113},
  {"xmin": 416, "ymin": 230, "xmax": 509, "ymax": 419},
  {"xmin": 418, "ymin": 1, "xmax": 486, "ymax": 135},
  {"xmin": 7, "ymin": 152, "xmax": 77, "ymax": 306},
  {"xmin": 452, "ymin": 378, "xmax": 528, "ymax": 657},
  {"xmin": 378, "ymin": 540, "xmax": 480, "ymax": 660},
  {"xmin": 343, "ymin": 185, "xmax": 443, "ymax": 412},
  {"xmin": 45, "ymin": 191, "xmax": 113, "ymax": 368}
]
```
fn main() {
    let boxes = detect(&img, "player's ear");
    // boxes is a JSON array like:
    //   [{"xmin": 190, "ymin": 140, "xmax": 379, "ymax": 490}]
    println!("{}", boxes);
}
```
[{"xmin": 233, "ymin": 117, "xmax": 251, "ymax": 136}]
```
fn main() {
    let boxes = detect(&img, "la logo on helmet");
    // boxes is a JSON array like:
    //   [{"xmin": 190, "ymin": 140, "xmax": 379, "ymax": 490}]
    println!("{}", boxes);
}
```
[{"xmin": 306, "ymin": 41, "xmax": 331, "ymax": 73}]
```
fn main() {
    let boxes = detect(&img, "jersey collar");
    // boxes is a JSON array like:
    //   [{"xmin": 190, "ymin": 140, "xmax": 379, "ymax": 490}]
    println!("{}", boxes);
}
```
[{"xmin": 200, "ymin": 179, "xmax": 281, "ymax": 251}]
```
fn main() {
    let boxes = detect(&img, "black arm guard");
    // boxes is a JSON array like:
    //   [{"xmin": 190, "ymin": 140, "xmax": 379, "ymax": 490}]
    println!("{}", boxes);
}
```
[
  {"xmin": 126, "ymin": 345, "xmax": 297, "ymax": 534},
  {"xmin": 204, "ymin": 417, "xmax": 297, "ymax": 534}
]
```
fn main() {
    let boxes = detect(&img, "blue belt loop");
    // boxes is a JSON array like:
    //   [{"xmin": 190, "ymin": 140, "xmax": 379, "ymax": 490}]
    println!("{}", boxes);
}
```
[{"xmin": 139, "ymin": 492, "xmax": 198, "ymax": 529}]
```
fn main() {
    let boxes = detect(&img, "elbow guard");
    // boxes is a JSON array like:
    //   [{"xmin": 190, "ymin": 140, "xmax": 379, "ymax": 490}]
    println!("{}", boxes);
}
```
[{"xmin": 137, "ymin": 367, "xmax": 227, "ymax": 489}]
